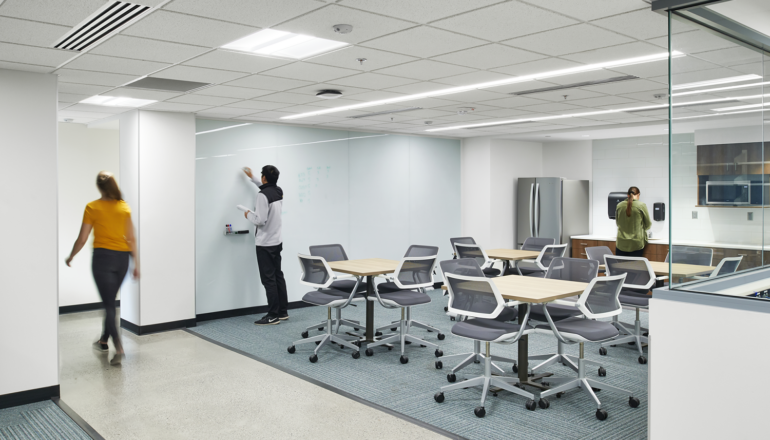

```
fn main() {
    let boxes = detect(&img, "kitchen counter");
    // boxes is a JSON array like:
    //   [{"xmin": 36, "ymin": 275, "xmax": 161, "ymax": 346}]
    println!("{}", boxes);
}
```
[{"xmin": 571, "ymin": 235, "xmax": 767, "ymax": 251}]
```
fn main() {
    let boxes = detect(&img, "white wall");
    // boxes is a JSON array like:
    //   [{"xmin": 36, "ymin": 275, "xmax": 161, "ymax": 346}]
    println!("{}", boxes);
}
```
[
  {"xmin": 58, "ymin": 123, "xmax": 120, "ymax": 307},
  {"xmin": 543, "ymin": 141, "xmax": 593, "ymax": 232},
  {"xmin": 0, "ymin": 69, "xmax": 59, "ymax": 396},
  {"xmin": 460, "ymin": 137, "xmax": 492, "ymax": 247},
  {"xmin": 118, "ymin": 110, "xmax": 140, "ymax": 324}
]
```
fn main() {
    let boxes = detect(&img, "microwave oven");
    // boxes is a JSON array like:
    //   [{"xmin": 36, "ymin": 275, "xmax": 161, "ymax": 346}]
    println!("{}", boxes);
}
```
[{"xmin": 706, "ymin": 181, "xmax": 751, "ymax": 205}]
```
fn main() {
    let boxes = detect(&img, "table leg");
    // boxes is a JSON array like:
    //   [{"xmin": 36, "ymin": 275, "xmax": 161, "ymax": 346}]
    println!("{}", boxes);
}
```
[
  {"xmin": 365, "ymin": 275, "xmax": 375, "ymax": 342},
  {"xmin": 517, "ymin": 303, "xmax": 552, "ymax": 390}
]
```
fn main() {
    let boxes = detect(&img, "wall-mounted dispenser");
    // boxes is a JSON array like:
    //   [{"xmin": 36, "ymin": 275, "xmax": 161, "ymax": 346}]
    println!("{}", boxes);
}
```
[
  {"xmin": 608, "ymin": 192, "xmax": 627, "ymax": 219},
  {"xmin": 653, "ymin": 202, "xmax": 665, "ymax": 221}
]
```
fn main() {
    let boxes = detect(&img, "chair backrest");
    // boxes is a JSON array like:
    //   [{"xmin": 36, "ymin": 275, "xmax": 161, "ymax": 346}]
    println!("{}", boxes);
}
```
[
  {"xmin": 454, "ymin": 243, "xmax": 490, "ymax": 269},
  {"xmin": 297, "ymin": 254, "xmax": 334, "ymax": 289},
  {"xmin": 444, "ymin": 272, "xmax": 504, "ymax": 319},
  {"xmin": 585, "ymin": 246, "xmax": 613, "ymax": 265},
  {"xmin": 521, "ymin": 237, "xmax": 555, "ymax": 251},
  {"xmin": 546, "ymin": 257, "xmax": 598, "ymax": 283},
  {"xmin": 537, "ymin": 244, "xmax": 568, "ymax": 268},
  {"xmin": 309, "ymin": 244, "xmax": 348, "ymax": 262},
  {"xmin": 404, "ymin": 245, "xmax": 439, "ymax": 257},
  {"xmin": 440, "ymin": 258, "xmax": 485, "ymax": 278},
  {"xmin": 711, "ymin": 256, "xmax": 743, "ymax": 277},
  {"xmin": 665, "ymin": 246, "xmax": 713, "ymax": 266},
  {"xmin": 394, "ymin": 255, "xmax": 438, "ymax": 289},
  {"xmin": 450, "ymin": 237, "xmax": 476, "ymax": 257},
  {"xmin": 575, "ymin": 274, "xmax": 626, "ymax": 320},
  {"xmin": 604, "ymin": 256, "xmax": 655, "ymax": 290}
]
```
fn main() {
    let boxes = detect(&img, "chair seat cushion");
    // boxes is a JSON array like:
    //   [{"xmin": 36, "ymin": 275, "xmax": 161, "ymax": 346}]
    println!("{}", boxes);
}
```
[
  {"xmin": 535, "ymin": 317, "xmax": 619, "ymax": 342},
  {"xmin": 529, "ymin": 303, "xmax": 581, "ymax": 322},
  {"xmin": 494, "ymin": 306, "xmax": 517, "ymax": 322},
  {"xmin": 619, "ymin": 291, "xmax": 650, "ymax": 307},
  {"xmin": 483, "ymin": 267, "xmax": 501, "ymax": 277},
  {"xmin": 452, "ymin": 318, "xmax": 528, "ymax": 341},
  {"xmin": 302, "ymin": 290, "xmax": 362, "ymax": 306},
  {"xmin": 329, "ymin": 279, "xmax": 366, "ymax": 294},
  {"xmin": 377, "ymin": 290, "xmax": 431, "ymax": 306},
  {"xmin": 524, "ymin": 271, "xmax": 545, "ymax": 278},
  {"xmin": 377, "ymin": 281, "xmax": 403, "ymax": 293}
]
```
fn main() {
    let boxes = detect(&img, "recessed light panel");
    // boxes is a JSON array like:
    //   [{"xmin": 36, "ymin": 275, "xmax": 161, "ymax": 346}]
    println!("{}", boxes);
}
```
[
  {"xmin": 81, "ymin": 95, "xmax": 156, "ymax": 107},
  {"xmin": 222, "ymin": 29, "xmax": 348, "ymax": 59}
]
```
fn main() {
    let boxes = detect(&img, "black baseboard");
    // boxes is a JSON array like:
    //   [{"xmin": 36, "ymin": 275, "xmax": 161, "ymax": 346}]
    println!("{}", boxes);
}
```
[
  {"xmin": 0, "ymin": 385, "xmax": 60, "ymax": 410},
  {"xmin": 196, "ymin": 300, "xmax": 314, "ymax": 322},
  {"xmin": 120, "ymin": 318, "xmax": 196, "ymax": 336},
  {"xmin": 59, "ymin": 300, "xmax": 120, "ymax": 315}
]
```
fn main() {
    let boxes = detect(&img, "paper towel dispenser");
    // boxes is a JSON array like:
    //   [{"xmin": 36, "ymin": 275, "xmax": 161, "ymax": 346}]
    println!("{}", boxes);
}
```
[
  {"xmin": 654, "ymin": 202, "xmax": 665, "ymax": 221},
  {"xmin": 608, "ymin": 192, "xmax": 627, "ymax": 219}
]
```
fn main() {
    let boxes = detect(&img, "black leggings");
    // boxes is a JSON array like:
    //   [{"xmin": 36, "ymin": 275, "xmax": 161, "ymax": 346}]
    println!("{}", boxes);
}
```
[
  {"xmin": 92, "ymin": 248, "xmax": 130, "ymax": 349},
  {"xmin": 616, "ymin": 248, "xmax": 645, "ymax": 257}
]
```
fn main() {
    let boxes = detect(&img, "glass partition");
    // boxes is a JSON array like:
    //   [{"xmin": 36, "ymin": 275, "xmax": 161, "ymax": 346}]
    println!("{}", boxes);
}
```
[{"xmin": 668, "ymin": 4, "xmax": 769, "ymax": 295}]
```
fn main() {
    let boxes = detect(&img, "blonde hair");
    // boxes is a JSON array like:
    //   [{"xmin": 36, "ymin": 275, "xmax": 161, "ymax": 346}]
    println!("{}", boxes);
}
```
[{"xmin": 97, "ymin": 171, "xmax": 123, "ymax": 201}]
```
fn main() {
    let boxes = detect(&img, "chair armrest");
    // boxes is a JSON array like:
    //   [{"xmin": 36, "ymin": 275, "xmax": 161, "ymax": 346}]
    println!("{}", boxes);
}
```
[
  {"xmin": 521, "ymin": 259, "xmax": 537, "ymax": 264},
  {"xmin": 553, "ymin": 299, "xmax": 577, "ymax": 307}
]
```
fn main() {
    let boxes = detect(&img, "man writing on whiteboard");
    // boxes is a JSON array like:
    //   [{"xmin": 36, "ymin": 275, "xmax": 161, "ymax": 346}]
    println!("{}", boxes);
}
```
[{"xmin": 243, "ymin": 165, "xmax": 288, "ymax": 325}]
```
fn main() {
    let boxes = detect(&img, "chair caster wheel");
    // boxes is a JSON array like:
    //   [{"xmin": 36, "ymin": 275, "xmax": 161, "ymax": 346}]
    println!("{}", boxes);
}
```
[
  {"xmin": 420, "ymin": 345, "xmax": 426, "ymax": 348},
  {"xmin": 599, "ymin": 347, "xmax": 607, "ymax": 356},
  {"xmin": 400, "ymin": 355, "xmax": 409, "ymax": 364},
  {"xmin": 391, "ymin": 327, "xmax": 397, "ymax": 331},
  {"xmin": 375, "ymin": 331, "xmax": 382, "ymax": 337},
  {"xmin": 315, "ymin": 341, "xmax": 320, "ymax": 345},
  {"xmin": 301, "ymin": 331, "xmax": 308, "ymax": 338},
  {"xmin": 447, "ymin": 373, "xmax": 457, "ymax": 383},
  {"xmin": 598, "ymin": 367, "xmax": 607, "ymax": 377},
  {"xmin": 474, "ymin": 407, "xmax": 485, "ymax": 418},
  {"xmin": 287, "ymin": 345, "xmax": 296, "ymax": 354},
  {"xmin": 434, "ymin": 392, "xmax": 444, "ymax": 403},
  {"xmin": 405, "ymin": 341, "xmax": 412, "ymax": 345},
  {"xmin": 352, "ymin": 351, "xmax": 360, "ymax": 359},
  {"xmin": 592, "ymin": 387, "xmax": 601, "ymax": 392},
  {"xmin": 629, "ymin": 397, "xmax": 640, "ymax": 408},
  {"xmin": 512, "ymin": 364, "xmax": 518, "ymax": 373},
  {"xmin": 444, "ymin": 306, "xmax": 448, "ymax": 312},
  {"xmin": 450, "ymin": 317, "xmax": 455, "ymax": 321},
  {"xmin": 610, "ymin": 345, "xmax": 616, "ymax": 347},
  {"xmin": 353, "ymin": 341, "xmax": 361, "ymax": 347},
  {"xmin": 427, "ymin": 329, "xmax": 432, "ymax": 332},
  {"xmin": 437, "ymin": 333, "xmax": 445, "ymax": 340},
  {"xmin": 493, "ymin": 392, "xmax": 498, "ymax": 397},
  {"xmin": 643, "ymin": 332, "xmax": 649, "ymax": 337},
  {"xmin": 638, "ymin": 356, "xmax": 647, "ymax": 364},
  {"xmin": 354, "ymin": 328, "xmax": 360, "ymax": 331},
  {"xmin": 435, "ymin": 349, "xmax": 443, "ymax": 357},
  {"xmin": 541, "ymin": 381, "xmax": 550, "ymax": 387},
  {"xmin": 435, "ymin": 360, "xmax": 443, "ymax": 369},
  {"xmin": 525, "ymin": 400, "xmax": 537, "ymax": 411},
  {"xmin": 339, "ymin": 344, "xmax": 345, "ymax": 349},
  {"xmin": 628, "ymin": 341, "xmax": 636, "ymax": 346},
  {"xmin": 309, "ymin": 354, "xmax": 318, "ymax": 363},
  {"xmin": 596, "ymin": 409, "xmax": 608, "ymax": 421},
  {"xmin": 474, "ymin": 360, "xmax": 480, "ymax": 364},
  {"xmin": 318, "ymin": 327, "xmax": 324, "ymax": 331},
  {"xmin": 556, "ymin": 392, "xmax": 564, "ymax": 398},
  {"xmin": 538, "ymin": 398, "xmax": 550, "ymax": 409},
  {"xmin": 387, "ymin": 346, "xmax": 392, "ymax": 350},
  {"xmin": 365, "ymin": 348, "xmax": 373, "ymax": 357}
]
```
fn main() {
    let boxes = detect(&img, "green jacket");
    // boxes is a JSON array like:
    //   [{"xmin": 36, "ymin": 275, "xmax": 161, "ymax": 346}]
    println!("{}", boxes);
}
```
[{"xmin": 616, "ymin": 200, "xmax": 652, "ymax": 252}]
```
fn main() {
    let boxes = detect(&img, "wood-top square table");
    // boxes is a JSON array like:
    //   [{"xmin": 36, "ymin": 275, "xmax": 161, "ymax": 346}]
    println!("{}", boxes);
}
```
[
  {"xmin": 327, "ymin": 258, "xmax": 400, "ymax": 342},
  {"xmin": 485, "ymin": 249, "xmax": 541, "ymax": 274},
  {"xmin": 600, "ymin": 261, "xmax": 715, "ymax": 279}
]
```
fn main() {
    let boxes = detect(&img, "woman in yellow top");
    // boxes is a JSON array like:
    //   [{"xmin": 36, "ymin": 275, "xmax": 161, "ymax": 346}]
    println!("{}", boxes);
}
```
[
  {"xmin": 65, "ymin": 171, "xmax": 139, "ymax": 365},
  {"xmin": 615, "ymin": 186, "xmax": 652, "ymax": 257}
]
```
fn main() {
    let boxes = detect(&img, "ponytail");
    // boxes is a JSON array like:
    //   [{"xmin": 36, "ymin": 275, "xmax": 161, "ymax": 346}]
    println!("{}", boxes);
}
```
[
  {"xmin": 97, "ymin": 171, "xmax": 123, "ymax": 201},
  {"xmin": 626, "ymin": 186, "xmax": 640, "ymax": 217}
]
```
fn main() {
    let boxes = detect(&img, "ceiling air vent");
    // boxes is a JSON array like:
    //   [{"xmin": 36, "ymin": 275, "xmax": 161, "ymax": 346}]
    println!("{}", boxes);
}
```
[
  {"xmin": 124, "ymin": 77, "xmax": 214, "ymax": 93},
  {"xmin": 510, "ymin": 75, "xmax": 640, "ymax": 96},
  {"xmin": 53, "ymin": 1, "xmax": 152, "ymax": 52}
]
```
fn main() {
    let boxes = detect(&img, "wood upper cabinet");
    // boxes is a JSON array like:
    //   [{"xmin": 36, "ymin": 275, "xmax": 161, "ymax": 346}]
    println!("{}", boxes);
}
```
[{"xmin": 697, "ymin": 142, "xmax": 769, "ymax": 176}]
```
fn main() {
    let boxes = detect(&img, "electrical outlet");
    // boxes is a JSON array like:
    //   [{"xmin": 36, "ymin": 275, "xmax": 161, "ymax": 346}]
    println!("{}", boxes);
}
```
[
  {"xmin": 748, "ymin": 212, "xmax": 754, "ymax": 221},
  {"xmin": 692, "ymin": 211, "xmax": 698, "ymax": 219}
]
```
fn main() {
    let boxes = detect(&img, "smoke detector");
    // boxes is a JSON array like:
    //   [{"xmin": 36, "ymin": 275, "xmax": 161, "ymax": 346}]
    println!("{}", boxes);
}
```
[
  {"xmin": 654, "ymin": 93, "xmax": 668, "ymax": 99},
  {"xmin": 457, "ymin": 107, "xmax": 476, "ymax": 115},
  {"xmin": 333, "ymin": 24, "xmax": 353, "ymax": 34},
  {"xmin": 316, "ymin": 89, "xmax": 343, "ymax": 100},
  {"xmin": 424, "ymin": 121, "xmax": 433, "ymax": 125}
]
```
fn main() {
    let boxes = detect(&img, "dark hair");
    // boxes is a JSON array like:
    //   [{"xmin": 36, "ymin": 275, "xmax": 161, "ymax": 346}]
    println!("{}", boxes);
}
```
[
  {"xmin": 97, "ymin": 171, "xmax": 123, "ymax": 201},
  {"xmin": 261, "ymin": 165, "xmax": 280, "ymax": 184},
  {"xmin": 626, "ymin": 186, "xmax": 640, "ymax": 217}
]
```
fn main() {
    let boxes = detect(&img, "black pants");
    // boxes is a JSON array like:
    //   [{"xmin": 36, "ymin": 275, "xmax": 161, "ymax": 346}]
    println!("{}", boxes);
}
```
[
  {"xmin": 616, "ymin": 247, "xmax": 645, "ymax": 257},
  {"xmin": 256, "ymin": 244, "xmax": 288, "ymax": 317},
  {"xmin": 92, "ymin": 248, "xmax": 129, "ymax": 348}
]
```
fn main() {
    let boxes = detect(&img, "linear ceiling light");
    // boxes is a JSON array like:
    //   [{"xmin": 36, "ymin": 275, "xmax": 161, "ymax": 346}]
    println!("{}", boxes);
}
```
[
  {"xmin": 672, "ymin": 81, "xmax": 770, "ymax": 97},
  {"xmin": 347, "ymin": 107, "xmax": 423, "ymax": 119},
  {"xmin": 80, "ymin": 95, "xmax": 155, "ymax": 107},
  {"xmin": 672, "ymin": 74, "xmax": 761, "ymax": 91},
  {"xmin": 280, "ymin": 51, "xmax": 684, "ymax": 120},
  {"xmin": 195, "ymin": 123, "xmax": 252, "ymax": 136},
  {"xmin": 710, "ymin": 102, "xmax": 770, "ymax": 112},
  {"xmin": 222, "ymin": 29, "xmax": 348, "ymax": 59}
]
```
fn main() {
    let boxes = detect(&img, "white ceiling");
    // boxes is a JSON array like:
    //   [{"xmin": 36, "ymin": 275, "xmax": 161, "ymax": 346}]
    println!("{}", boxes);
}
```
[{"xmin": 0, "ymin": 0, "xmax": 766, "ymax": 140}]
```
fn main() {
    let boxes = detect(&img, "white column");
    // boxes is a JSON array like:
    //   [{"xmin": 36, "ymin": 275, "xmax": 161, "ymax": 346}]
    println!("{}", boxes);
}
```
[
  {"xmin": 0, "ymin": 69, "xmax": 59, "ymax": 401},
  {"xmin": 119, "ymin": 110, "xmax": 196, "ymax": 333}
]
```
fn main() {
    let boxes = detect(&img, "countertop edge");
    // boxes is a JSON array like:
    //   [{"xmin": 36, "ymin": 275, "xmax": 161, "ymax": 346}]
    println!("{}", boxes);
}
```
[{"xmin": 570, "ymin": 235, "xmax": 766, "ymax": 251}]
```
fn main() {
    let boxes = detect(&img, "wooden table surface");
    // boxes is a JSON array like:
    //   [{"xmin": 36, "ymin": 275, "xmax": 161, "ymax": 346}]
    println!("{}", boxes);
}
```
[
  {"xmin": 442, "ymin": 275, "xmax": 587, "ymax": 303},
  {"xmin": 328, "ymin": 258, "xmax": 400, "ymax": 277},
  {"xmin": 486, "ymin": 249, "xmax": 541, "ymax": 261},
  {"xmin": 601, "ymin": 261, "xmax": 715, "ymax": 278}
]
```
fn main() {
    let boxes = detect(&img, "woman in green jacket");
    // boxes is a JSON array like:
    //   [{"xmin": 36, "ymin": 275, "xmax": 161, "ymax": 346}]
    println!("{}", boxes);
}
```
[{"xmin": 615, "ymin": 186, "xmax": 652, "ymax": 257}]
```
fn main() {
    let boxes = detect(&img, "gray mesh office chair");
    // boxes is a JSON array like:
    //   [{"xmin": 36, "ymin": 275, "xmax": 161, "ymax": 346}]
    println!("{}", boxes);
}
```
[
  {"xmin": 694, "ymin": 256, "xmax": 742, "ymax": 279},
  {"xmin": 602, "ymin": 256, "xmax": 654, "ymax": 364},
  {"xmin": 521, "ymin": 237, "xmax": 555, "ymax": 251},
  {"xmin": 665, "ymin": 246, "xmax": 713, "ymax": 266},
  {"xmin": 433, "ymin": 271, "xmax": 536, "ymax": 417},
  {"xmin": 536, "ymin": 273, "xmax": 641, "ymax": 420},
  {"xmin": 449, "ymin": 237, "xmax": 476, "ymax": 258},
  {"xmin": 306, "ymin": 244, "xmax": 364, "ymax": 336},
  {"xmin": 435, "ymin": 259, "xmax": 518, "ymax": 376},
  {"xmin": 529, "ymin": 258, "xmax": 599, "ymax": 374},
  {"xmin": 454, "ymin": 243, "xmax": 501, "ymax": 277},
  {"xmin": 516, "ymin": 244, "xmax": 568, "ymax": 277},
  {"xmin": 586, "ymin": 246, "xmax": 613, "ymax": 274},
  {"xmin": 287, "ymin": 255, "xmax": 365, "ymax": 362},
  {"xmin": 365, "ymin": 255, "xmax": 443, "ymax": 364}
]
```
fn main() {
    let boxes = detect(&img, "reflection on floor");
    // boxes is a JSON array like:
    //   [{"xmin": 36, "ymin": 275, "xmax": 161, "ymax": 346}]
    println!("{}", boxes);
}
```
[
  {"xmin": 58, "ymin": 310, "xmax": 445, "ymax": 440},
  {"xmin": 0, "ymin": 401, "xmax": 90, "ymax": 440}
]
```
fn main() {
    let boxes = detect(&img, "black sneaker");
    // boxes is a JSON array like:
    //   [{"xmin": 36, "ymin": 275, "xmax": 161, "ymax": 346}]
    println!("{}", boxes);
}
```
[
  {"xmin": 254, "ymin": 315, "xmax": 280, "ymax": 325},
  {"xmin": 278, "ymin": 314, "xmax": 289, "ymax": 320}
]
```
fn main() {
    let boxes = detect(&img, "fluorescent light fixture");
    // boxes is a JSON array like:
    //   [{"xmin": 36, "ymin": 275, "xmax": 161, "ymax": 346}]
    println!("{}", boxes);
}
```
[
  {"xmin": 672, "ymin": 74, "xmax": 761, "ymax": 90},
  {"xmin": 710, "ymin": 102, "xmax": 770, "ymax": 112},
  {"xmin": 281, "ymin": 51, "xmax": 684, "ymax": 120},
  {"xmin": 80, "ymin": 95, "xmax": 155, "ymax": 107},
  {"xmin": 673, "ymin": 108, "xmax": 769, "ymax": 120},
  {"xmin": 222, "ymin": 29, "xmax": 348, "ymax": 59},
  {"xmin": 195, "ymin": 123, "xmax": 252, "ymax": 136},
  {"xmin": 672, "ymin": 81, "xmax": 770, "ymax": 97}
]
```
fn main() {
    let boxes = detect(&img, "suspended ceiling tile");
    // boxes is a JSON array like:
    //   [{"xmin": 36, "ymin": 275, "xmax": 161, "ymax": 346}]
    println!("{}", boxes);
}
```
[
  {"xmin": 0, "ymin": 42, "xmax": 75, "ymax": 67},
  {"xmin": 476, "ymin": 95, "xmax": 551, "ymax": 108},
  {"xmin": 374, "ymin": 60, "xmax": 476, "ymax": 81},
  {"xmin": 88, "ymin": 35, "xmax": 210, "ymax": 64},
  {"xmin": 383, "ymin": 82, "xmax": 452, "ymax": 95},
  {"xmin": 163, "ymin": 0, "xmax": 324, "ymax": 28},
  {"xmin": 431, "ymin": 44, "xmax": 547, "ymax": 70},
  {"xmin": 289, "ymin": 83, "xmax": 372, "ymax": 98},
  {"xmin": 527, "ymin": 88, "xmax": 606, "ymax": 102},
  {"xmin": 260, "ymin": 62, "xmax": 359, "ymax": 83},
  {"xmin": 0, "ymin": 60, "xmax": 54, "ymax": 73},
  {"xmin": 55, "ymin": 68, "xmax": 139, "ymax": 86},
  {"xmin": 103, "ymin": 87, "xmax": 182, "ymax": 101},
  {"xmin": 561, "ymin": 41, "xmax": 667, "ymax": 65},
  {"xmin": 517, "ymin": 102, "xmax": 586, "ymax": 113},
  {"xmin": 196, "ymin": 106, "xmax": 259, "ymax": 117},
  {"xmin": 569, "ymin": 95, "xmax": 640, "ymax": 108},
  {"xmin": 58, "ymin": 92, "xmax": 91, "ymax": 103},
  {"xmin": 122, "ymin": 10, "xmax": 258, "ymax": 48},
  {"xmin": 592, "ymin": 9, "xmax": 672, "ymax": 40},
  {"xmin": 151, "ymin": 65, "xmax": 247, "ymax": 84},
  {"xmin": 582, "ymin": 78, "xmax": 666, "ymax": 95},
  {"xmin": 669, "ymin": 67, "xmax": 750, "ymax": 87},
  {"xmin": 329, "ymin": 72, "xmax": 418, "ymax": 89},
  {"xmin": 342, "ymin": 90, "xmax": 406, "ymax": 101},
  {"xmin": 0, "ymin": 0, "xmax": 108, "ymax": 26},
  {"xmin": 63, "ymin": 54, "xmax": 169, "ymax": 76},
  {"xmin": 58, "ymin": 109, "xmax": 116, "ymax": 119},
  {"xmin": 432, "ymin": 71, "xmax": 513, "ymax": 87},
  {"xmin": 434, "ymin": 89, "xmax": 510, "ymax": 104},
  {"xmin": 362, "ymin": 26, "xmax": 486, "ymax": 59},
  {"xmin": 491, "ymin": 57, "xmax": 583, "ymax": 77},
  {"xmin": 504, "ymin": 24, "xmax": 634, "ymax": 57},
  {"xmin": 224, "ymin": 100, "xmax": 289, "ymax": 110},
  {"xmin": 64, "ymin": 103, "xmax": 130, "ymax": 114},
  {"xmin": 0, "ymin": 16, "xmax": 69, "ymax": 47},
  {"xmin": 337, "ymin": 0, "xmax": 502, "ymax": 24},
  {"xmin": 167, "ymin": 95, "xmax": 242, "ymax": 106},
  {"xmin": 225, "ymin": 74, "xmax": 314, "ymax": 91},
  {"xmin": 145, "ymin": 102, "xmax": 214, "ymax": 112},
  {"xmin": 649, "ymin": 29, "xmax": 738, "ymax": 54},
  {"xmin": 519, "ymin": 0, "xmax": 648, "ymax": 21},
  {"xmin": 694, "ymin": 46, "xmax": 764, "ymax": 67},
  {"xmin": 183, "ymin": 50, "xmax": 292, "ymax": 74},
  {"xmin": 58, "ymin": 82, "xmax": 111, "ymax": 96},
  {"xmin": 306, "ymin": 46, "xmax": 418, "ymax": 72},
  {"xmin": 258, "ymin": 92, "xmax": 319, "ymax": 105},
  {"xmin": 193, "ymin": 85, "xmax": 275, "ymax": 99}
]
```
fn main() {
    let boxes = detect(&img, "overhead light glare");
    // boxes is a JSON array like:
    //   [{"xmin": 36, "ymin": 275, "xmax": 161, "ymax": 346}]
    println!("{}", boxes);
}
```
[
  {"xmin": 195, "ymin": 123, "xmax": 252, "ymax": 135},
  {"xmin": 672, "ymin": 81, "xmax": 770, "ymax": 97},
  {"xmin": 672, "ymin": 74, "xmax": 761, "ymax": 91},
  {"xmin": 80, "ymin": 95, "xmax": 156, "ymax": 107},
  {"xmin": 222, "ymin": 29, "xmax": 348, "ymax": 59},
  {"xmin": 710, "ymin": 102, "xmax": 770, "ymax": 112}
]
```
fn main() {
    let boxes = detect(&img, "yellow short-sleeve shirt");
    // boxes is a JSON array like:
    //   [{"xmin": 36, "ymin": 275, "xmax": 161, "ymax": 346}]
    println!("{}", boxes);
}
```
[{"xmin": 83, "ymin": 199, "xmax": 132, "ymax": 252}]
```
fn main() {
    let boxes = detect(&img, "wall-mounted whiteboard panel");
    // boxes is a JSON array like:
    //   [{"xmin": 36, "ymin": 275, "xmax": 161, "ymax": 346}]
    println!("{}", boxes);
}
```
[{"xmin": 195, "ymin": 120, "xmax": 460, "ymax": 315}]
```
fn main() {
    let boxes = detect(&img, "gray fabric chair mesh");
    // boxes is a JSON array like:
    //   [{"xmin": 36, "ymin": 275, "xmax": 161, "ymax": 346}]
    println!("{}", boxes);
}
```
[
  {"xmin": 585, "ymin": 246, "xmax": 613, "ymax": 264},
  {"xmin": 446, "ymin": 276, "xmax": 499, "ymax": 317},
  {"xmin": 455, "ymin": 244, "xmax": 487, "ymax": 269},
  {"xmin": 584, "ymin": 277, "xmax": 624, "ymax": 315},
  {"xmin": 449, "ymin": 237, "xmax": 476, "ymax": 252},
  {"xmin": 309, "ymin": 244, "xmax": 348, "ymax": 262},
  {"xmin": 665, "ymin": 245, "xmax": 713, "ymax": 266},
  {"xmin": 619, "ymin": 292, "xmax": 649, "ymax": 307},
  {"xmin": 535, "ymin": 317, "xmax": 619, "ymax": 342},
  {"xmin": 300, "ymin": 256, "xmax": 331, "ymax": 286},
  {"xmin": 546, "ymin": 257, "xmax": 598, "ymax": 283},
  {"xmin": 404, "ymin": 245, "xmax": 439, "ymax": 257},
  {"xmin": 452, "ymin": 319, "xmax": 525, "ymax": 341},
  {"xmin": 378, "ymin": 290, "xmax": 431, "ymax": 306},
  {"xmin": 440, "ymin": 259, "xmax": 485, "ymax": 278},
  {"xmin": 717, "ymin": 259, "xmax": 741, "ymax": 276},
  {"xmin": 521, "ymin": 237, "xmax": 555, "ymax": 251},
  {"xmin": 395, "ymin": 257, "xmax": 436, "ymax": 288},
  {"xmin": 605, "ymin": 258, "xmax": 652, "ymax": 288},
  {"xmin": 329, "ymin": 279, "xmax": 365, "ymax": 294},
  {"xmin": 303, "ymin": 290, "xmax": 361, "ymax": 306},
  {"xmin": 540, "ymin": 245, "xmax": 566, "ymax": 268},
  {"xmin": 529, "ymin": 303, "xmax": 579, "ymax": 322}
]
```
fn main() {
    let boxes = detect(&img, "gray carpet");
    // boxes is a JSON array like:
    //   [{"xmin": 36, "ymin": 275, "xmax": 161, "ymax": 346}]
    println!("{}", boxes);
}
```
[
  {"xmin": 0, "ymin": 401, "xmax": 90, "ymax": 440},
  {"xmin": 189, "ymin": 290, "xmax": 648, "ymax": 440}
]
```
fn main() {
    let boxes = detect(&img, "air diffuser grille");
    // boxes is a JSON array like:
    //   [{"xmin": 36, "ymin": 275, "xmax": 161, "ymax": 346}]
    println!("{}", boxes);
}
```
[{"xmin": 53, "ymin": 1, "xmax": 151, "ymax": 52}]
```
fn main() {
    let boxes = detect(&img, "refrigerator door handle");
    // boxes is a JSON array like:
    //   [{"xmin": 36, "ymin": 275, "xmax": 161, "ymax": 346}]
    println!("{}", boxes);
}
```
[
  {"xmin": 534, "ymin": 183, "xmax": 540, "ymax": 237},
  {"xmin": 529, "ymin": 183, "xmax": 534, "ymax": 238}
]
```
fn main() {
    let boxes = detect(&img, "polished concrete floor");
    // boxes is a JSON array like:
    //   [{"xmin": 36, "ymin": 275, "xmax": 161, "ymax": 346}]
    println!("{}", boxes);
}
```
[{"xmin": 59, "ymin": 311, "xmax": 447, "ymax": 440}]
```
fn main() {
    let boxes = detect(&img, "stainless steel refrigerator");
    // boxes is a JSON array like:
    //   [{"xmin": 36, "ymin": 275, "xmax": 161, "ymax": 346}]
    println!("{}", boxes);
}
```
[{"xmin": 516, "ymin": 177, "xmax": 589, "ymax": 256}]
